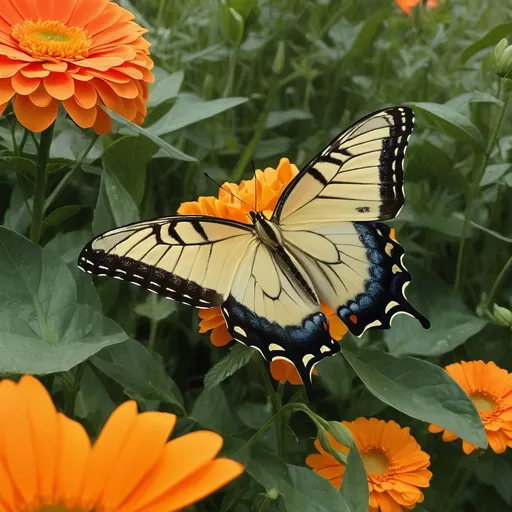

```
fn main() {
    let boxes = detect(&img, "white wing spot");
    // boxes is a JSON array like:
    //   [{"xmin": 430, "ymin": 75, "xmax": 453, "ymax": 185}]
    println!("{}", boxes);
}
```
[
  {"xmin": 385, "ymin": 243, "xmax": 393, "ymax": 257},
  {"xmin": 150, "ymin": 281, "xmax": 161, "ymax": 287},
  {"xmin": 166, "ymin": 287, "xmax": 176, "ymax": 293},
  {"xmin": 269, "ymin": 343, "xmax": 285, "ymax": 351},
  {"xmin": 385, "ymin": 300, "xmax": 400, "ymax": 313},
  {"xmin": 98, "ymin": 265, "xmax": 109, "ymax": 271},
  {"xmin": 234, "ymin": 325, "xmax": 247, "ymax": 337},
  {"xmin": 392, "ymin": 264, "xmax": 401, "ymax": 274},
  {"xmin": 302, "ymin": 354, "xmax": 315, "ymax": 367},
  {"xmin": 223, "ymin": 308, "xmax": 230, "ymax": 318},
  {"xmin": 117, "ymin": 269, "xmax": 127, "ymax": 275},
  {"xmin": 199, "ymin": 298, "xmax": 209, "ymax": 304},
  {"xmin": 320, "ymin": 345, "xmax": 331, "ymax": 354},
  {"xmin": 133, "ymin": 274, "xmax": 143, "ymax": 280}
]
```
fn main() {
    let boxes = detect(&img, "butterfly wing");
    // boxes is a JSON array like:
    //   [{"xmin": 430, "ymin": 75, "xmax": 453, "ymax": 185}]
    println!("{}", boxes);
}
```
[
  {"xmin": 274, "ymin": 106, "xmax": 429, "ymax": 335},
  {"xmin": 273, "ymin": 107, "xmax": 414, "ymax": 224},
  {"xmin": 280, "ymin": 221, "xmax": 430, "ymax": 336},
  {"xmin": 221, "ymin": 239, "xmax": 338, "ymax": 399},
  {"xmin": 78, "ymin": 216, "xmax": 253, "ymax": 307}
]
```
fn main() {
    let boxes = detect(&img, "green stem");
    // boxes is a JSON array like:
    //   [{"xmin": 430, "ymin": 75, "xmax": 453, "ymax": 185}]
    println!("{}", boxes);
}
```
[
  {"xmin": 442, "ymin": 457, "xmax": 476, "ymax": 512},
  {"xmin": 454, "ymin": 81, "xmax": 510, "ymax": 292},
  {"xmin": 66, "ymin": 361, "xmax": 87, "ymax": 417},
  {"xmin": 255, "ymin": 358, "xmax": 286, "ymax": 459},
  {"xmin": 257, "ymin": 497, "xmax": 271, "ymax": 512},
  {"xmin": 485, "ymin": 255, "xmax": 512, "ymax": 311},
  {"xmin": 19, "ymin": 129, "xmax": 29, "ymax": 155},
  {"xmin": 44, "ymin": 135, "xmax": 98, "ymax": 213},
  {"xmin": 148, "ymin": 294, "xmax": 159, "ymax": 351},
  {"xmin": 155, "ymin": 0, "xmax": 167, "ymax": 29},
  {"xmin": 10, "ymin": 121, "xmax": 19, "ymax": 156},
  {"xmin": 29, "ymin": 123, "xmax": 55, "ymax": 244},
  {"xmin": 223, "ymin": 43, "xmax": 240, "ymax": 98}
]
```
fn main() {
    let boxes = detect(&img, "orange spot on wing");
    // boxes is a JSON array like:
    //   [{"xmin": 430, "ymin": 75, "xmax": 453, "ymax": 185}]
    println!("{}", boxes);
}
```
[{"xmin": 349, "ymin": 314, "xmax": 358, "ymax": 324}]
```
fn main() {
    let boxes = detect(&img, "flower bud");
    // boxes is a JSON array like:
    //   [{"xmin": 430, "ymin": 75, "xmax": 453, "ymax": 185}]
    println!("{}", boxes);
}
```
[
  {"xmin": 272, "ymin": 41, "xmax": 286, "ymax": 75},
  {"xmin": 494, "ymin": 39, "xmax": 512, "ymax": 78},
  {"xmin": 317, "ymin": 427, "xmax": 347, "ymax": 466},
  {"xmin": 492, "ymin": 304, "xmax": 512, "ymax": 328}
]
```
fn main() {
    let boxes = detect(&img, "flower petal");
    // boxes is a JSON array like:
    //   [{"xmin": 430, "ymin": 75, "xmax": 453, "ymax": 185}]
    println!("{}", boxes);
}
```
[
  {"xmin": 44, "ymin": 72, "xmax": 75, "ymax": 100},
  {"xmin": 63, "ymin": 97, "xmax": 97, "ymax": 128},
  {"xmin": 0, "ymin": 57, "xmax": 29, "ymax": 78},
  {"xmin": 14, "ymin": 94, "xmax": 58, "ymax": 132},
  {"xmin": 0, "ymin": 78, "xmax": 14, "ymax": 103},
  {"xmin": 74, "ymin": 80, "xmax": 98, "ymax": 109},
  {"xmin": 11, "ymin": 73, "xmax": 40, "ymax": 95},
  {"xmin": 68, "ymin": 0, "xmax": 110, "ymax": 28},
  {"xmin": 92, "ymin": 104, "xmax": 112, "ymax": 135}
]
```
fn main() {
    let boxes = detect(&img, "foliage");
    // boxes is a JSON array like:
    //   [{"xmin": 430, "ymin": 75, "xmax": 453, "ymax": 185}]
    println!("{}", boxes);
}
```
[{"xmin": 1, "ymin": 0, "xmax": 512, "ymax": 510}]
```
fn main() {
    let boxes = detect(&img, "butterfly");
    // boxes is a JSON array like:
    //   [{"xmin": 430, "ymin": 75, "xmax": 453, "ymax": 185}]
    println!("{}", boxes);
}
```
[{"xmin": 78, "ymin": 106, "xmax": 430, "ymax": 400}]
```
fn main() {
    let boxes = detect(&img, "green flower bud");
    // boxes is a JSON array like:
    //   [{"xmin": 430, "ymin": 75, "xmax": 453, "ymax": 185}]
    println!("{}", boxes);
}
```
[
  {"xmin": 317, "ymin": 427, "xmax": 347, "ymax": 466},
  {"xmin": 272, "ymin": 41, "xmax": 286, "ymax": 75},
  {"xmin": 494, "ymin": 39, "xmax": 512, "ymax": 78},
  {"xmin": 325, "ymin": 420, "xmax": 353, "ymax": 447},
  {"xmin": 265, "ymin": 488, "xmax": 280, "ymax": 500},
  {"xmin": 493, "ymin": 304, "xmax": 512, "ymax": 328}
]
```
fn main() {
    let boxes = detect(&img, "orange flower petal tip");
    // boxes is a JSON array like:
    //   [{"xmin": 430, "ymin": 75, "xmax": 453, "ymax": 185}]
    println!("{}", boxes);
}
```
[
  {"xmin": 307, "ymin": 417, "xmax": 432, "ymax": 511},
  {"xmin": 428, "ymin": 360, "xmax": 512, "ymax": 454},
  {"xmin": 0, "ymin": 374, "xmax": 243, "ymax": 510},
  {"xmin": 0, "ymin": 0, "xmax": 153, "ymax": 133}
]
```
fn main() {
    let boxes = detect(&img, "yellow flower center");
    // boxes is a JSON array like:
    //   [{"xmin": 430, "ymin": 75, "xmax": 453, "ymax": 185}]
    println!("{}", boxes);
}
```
[
  {"xmin": 471, "ymin": 393, "xmax": 496, "ymax": 413},
  {"xmin": 11, "ymin": 20, "xmax": 92, "ymax": 61},
  {"xmin": 361, "ymin": 448, "xmax": 389, "ymax": 475}
]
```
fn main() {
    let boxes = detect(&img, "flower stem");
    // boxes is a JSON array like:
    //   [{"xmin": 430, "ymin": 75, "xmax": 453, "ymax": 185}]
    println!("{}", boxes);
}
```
[
  {"xmin": 485, "ymin": 255, "xmax": 512, "ymax": 311},
  {"xmin": 30, "ymin": 124, "xmax": 55, "ymax": 244},
  {"xmin": 44, "ymin": 134, "xmax": 98, "ymax": 213},
  {"xmin": 66, "ymin": 361, "xmax": 87, "ymax": 417},
  {"xmin": 257, "ymin": 497, "xmax": 271, "ymax": 512},
  {"xmin": 454, "ymin": 80, "xmax": 510, "ymax": 292},
  {"xmin": 255, "ymin": 357, "xmax": 286, "ymax": 459}
]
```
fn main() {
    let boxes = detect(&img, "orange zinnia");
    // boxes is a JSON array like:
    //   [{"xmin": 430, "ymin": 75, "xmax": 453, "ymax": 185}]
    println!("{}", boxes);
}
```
[
  {"xmin": 0, "ymin": 0, "xmax": 153, "ymax": 134},
  {"xmin": 306, "ymin": 418, "xmax": 432, "ymax": 512},
  {"xmin": 178, "ymin": 158, "xmax": 348, "ymax": 385},
  {"xmin": 428, "ymin": 360, "xmax": 512, "ymax": 454},
  {"xmin": 0, "ymin": 375, "xmax": 243, "ymax": 511},
  {"xmin": 395, "ymin": 0, "xmax": 438, "ymax": 16}
]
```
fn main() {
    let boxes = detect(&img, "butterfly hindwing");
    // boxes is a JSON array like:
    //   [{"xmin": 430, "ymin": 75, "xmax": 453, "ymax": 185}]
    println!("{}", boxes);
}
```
[{"xmin": 78, "ymin": 216, "xmax": 253, "ymax": 307}]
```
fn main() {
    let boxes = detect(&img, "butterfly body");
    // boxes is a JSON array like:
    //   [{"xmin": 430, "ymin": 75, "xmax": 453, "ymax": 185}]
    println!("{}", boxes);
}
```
[{"xmin": 79, "ymin": 106, "xmax": 430, "ymax": 399}]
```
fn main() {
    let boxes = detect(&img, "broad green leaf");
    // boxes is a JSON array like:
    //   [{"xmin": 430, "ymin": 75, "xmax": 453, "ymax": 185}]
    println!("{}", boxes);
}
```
[
  {"xmin": 0, "ymin": 227, "xmax": 127, "ymax": 374},
  {"xmin": 46, "ymin": 229, "xmax": 93, "ymax": 265},
  {"xmin": 134, "ymin": 294, "xmax": 176, "ymax": 322},
  {"xmin": 316, "ymin": 355, "xmax": 352, "ymax": 399},
  {"xmin": 266, "ymin": 109, "xmax": 313, "ymax": 129},
  {"xmin": 147, "ymin": 70, "xmax": 184, "ymax": 107},
  {"xmin": 42, "ymin": 205, "xmax": 83, "ymax": 232},
  {"xmin": 341, "ymin": 442, "xmax": 369, "ymax": 512},
  {"xmin": 247, "ymin": 448, "xmax": 350, "ymax": 512},
  {"xmin": 0, "ymin": 155, "xmax": 36, "ymax": 180},
  {"xmin": 103, "ymin": 136, "xmax": 157, "ymax": 205},
  {"xmin": 452, "ymin": 213, "xmax": 512, "ymax": 243},
  {"xmin": 342, "ymin": 348, "xmax": 487, "ymax": 448},
  {"xmin": 460, "ymin": 23, "xmax": 512, "ymax": 64},
  {"xmin": 480, "ymin": 163, "xmax": 511, "ymax": 186},
  {"xmin": 50, "ymin": 127, "xmax": 103, "ymax": 162},
  {"xmin": 474, "ymin": 456, "xmax": 512, "ymax": 504},
  {"xmin": 105, "ymin": 108, "xmax": 196, "ymax": 161},
  {"xmin": 408, "ymin": 102, "xmax": 485, "ymax": 149},
  {"xmin": 148, "ymin": 97, "xmax": 249, "ymax": 136},
  {"xmin": 384, "ymin": 262, "xmax": 487, "ymax": 356},
  {"xmin": 75, "ymin": 366, "xmax": 116, "ymax": 435},
  {"xmin": 255, "ymin": 137, "xmax": 292, "ymax": 159},
  {"xmin": 345, "ymin": 8, "xmax": 388, "ymax": 61},
  {"xmin": 204, "ymin": 343, "xmax": 254, "ymax": 389},
  {"xmin": 91, "ymin": 339, "xmax": 184, "ymax": 414},
  {"xmin": 92, "ymin": 166, "xmax": 139, "ymax": 236}
]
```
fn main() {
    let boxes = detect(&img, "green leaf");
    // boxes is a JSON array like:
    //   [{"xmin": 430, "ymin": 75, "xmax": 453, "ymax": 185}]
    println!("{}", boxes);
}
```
[
  {"xmin": 147, "ymin": 70, "xmax": 184, "ymax": 107},
  {"xmin": 105, "ymin": 108, "xmax": 196, "ymax": 162},
  {"xmin": 345, "ymin": 8, "xmax": 388, "ymax": 61},
  {"xmin": 460, "ymin": 22, "xmax": 512, "ymax": 64},
  {"xmin": 452, "ymin": 213, "xmax": 512, "ymax": 243},
  {"xmin": 91, "ymin": 338, "xmax": 184, "ymax": 414},
  {"xmin": 341, "ymin": 442, "xmax": 369, "ymax": 512},
  {"xmin": 0, "ymin": 155, "xmax": 36, "ymax": 180},
  {"xmin": 247, "ymin": 448, "xmax": 351, "ymax": 512},
  {"xmin": 383, "ymin": 262, "xmax": 487, "ymax": 356},
  {"xmin": 148, "ymin": 97, "xmax": 249, "ymax": 136},
  {"xmin": 480, "ymin": 163, "xmax": 511, "ymax": 186},
  {"xmin": 134, "ymin": 293, "xmax": 177, "ymax": 322},
  {"xmin": 0, "ymin": 226, "xmax": 127, "ymax": 374},
  {"xmin": 43, "ymin": 205, "xmax": 83, "ymax": 232},
  {"xmin": 266, "ymin": 109, "xmax": 313, "ymax": 129},
  {"xmin": 92, "ymin": 165, "xmax": 139, "ymax": 236},
  {"xmin": 103, "ymin": 136, "xmax": 158, "ymax": 205},
  {"xmin": 342, "ymin": 347, "xmax": 487, "ymax": 449},
  {"xmin": 408, "ymin": 102, "xmax": 485, "ymax": 149},
  {"xmin": 204, "ymin": 343, "xmax": 254, "ymax": 389},
  {"xmin": 474, "ymin": 456, "xmax": 512, "ymax": 504},
  {"xmin": 316, "ymin": 355, "xmax": 352, "ymax": 399}
]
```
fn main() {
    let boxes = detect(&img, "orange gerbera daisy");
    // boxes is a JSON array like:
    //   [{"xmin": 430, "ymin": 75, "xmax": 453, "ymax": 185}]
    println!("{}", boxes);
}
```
[
  {"xmin": 179, "ymin": 158, "xmax": 349, "ymax": 385},
  {"xmin": 307, "ymin": 418, "xmax": 432, "ymax": 512},
  {"xmin": 428, "ymin": 360, "xmax": 512, "ymax": 454},
  {"xmin": 395, "ymin": 0, "xmax": 438, "ymax": 16},
  {"xmin": 0, "ymin": 375, "xmax": 243, "ymax": 511},
  {"xmin": 0, "ymin": 0, "xmax": 153, "ymax": 134}
]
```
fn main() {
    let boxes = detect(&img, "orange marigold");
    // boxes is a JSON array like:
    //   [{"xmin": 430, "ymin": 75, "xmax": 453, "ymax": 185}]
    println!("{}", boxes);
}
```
[
  {"xmin": 179, "ymin": 158, "xmax": 349, "ymax": 386},
  {"xmin": 395, "ymin": 0, "xmax": 438, "ymax": 16},
  {"xmin": 0, "ymin": 0, "xmax": 153, "ymax": 134},
  {"xmin": 0, "ymin": 375, "xmax": 243, "ymax": 511},
  {"xmin": 428, "ymin": 360, "xmax": 512, "ymax": 454},
  {"xmin": 306, "ymin": 418, "xmax": 432, "ymax": 512}
]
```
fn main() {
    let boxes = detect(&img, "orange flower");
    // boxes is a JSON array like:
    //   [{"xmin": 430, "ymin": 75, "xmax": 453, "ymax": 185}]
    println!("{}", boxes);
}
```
[
  {"xmin": 0, "ymin": 0, "xmax": 153, "ymax": 134},
  {"xmin": 0, "ymin": 375, "xmax": 243, "ymax": 511},
  {"xmin": 395, "ymin": 0, "xmax": 438, "ymax": 16},
  {"xmin": 306, "ymin": 418, "xmax": 432, "ymax": 512},
  {"xmin": 428, "ymin": 360, "xmax": 512, "ymax": 454},
  {"xmin": 180, "ymin": 158, "xmax": 348, "ymax": 385}
]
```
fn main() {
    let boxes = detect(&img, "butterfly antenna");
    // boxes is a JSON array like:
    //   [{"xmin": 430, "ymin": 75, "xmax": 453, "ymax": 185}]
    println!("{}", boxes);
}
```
[
  {"xmin": 204, "ymin": 173, "xmax": 255, "ymax": 211},
  {"xmin": 251, "ymin": 160, "xmax": 258, "ymax": 211}
]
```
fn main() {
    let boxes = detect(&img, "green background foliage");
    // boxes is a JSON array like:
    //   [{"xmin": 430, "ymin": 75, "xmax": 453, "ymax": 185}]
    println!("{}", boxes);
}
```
[{"xmin": 1, "ymin": 0, "xmax": 512, "ymax": 510}]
